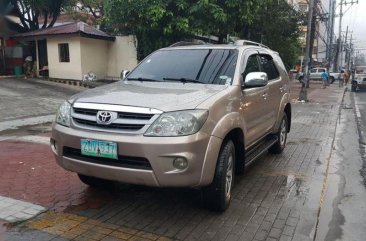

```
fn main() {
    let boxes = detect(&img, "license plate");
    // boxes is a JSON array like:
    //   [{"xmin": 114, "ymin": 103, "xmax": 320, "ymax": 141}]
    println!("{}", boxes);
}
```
[{"xmin": 81, "ymin": 139, "xmax": 118, "ymax": 160}]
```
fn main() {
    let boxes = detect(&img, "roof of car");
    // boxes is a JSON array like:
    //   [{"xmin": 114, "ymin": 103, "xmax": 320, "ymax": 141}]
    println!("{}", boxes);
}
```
[
  {"xmin": 162, "ymin": 40, "xmax": 272, "ymax": 51},
  {"xmin": 163, "ymin": 44, "xmax": 237, "ymax": 50}
]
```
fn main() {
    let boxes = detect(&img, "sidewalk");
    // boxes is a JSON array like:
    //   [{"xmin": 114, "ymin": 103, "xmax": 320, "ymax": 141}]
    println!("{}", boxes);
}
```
[{"xmin": 0, "ymin": 82, "xmax": 348, "ymax": 241}]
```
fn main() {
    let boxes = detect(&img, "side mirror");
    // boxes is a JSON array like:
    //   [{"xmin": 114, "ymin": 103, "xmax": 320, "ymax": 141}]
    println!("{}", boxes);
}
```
[
  {"xmin": 243, "ymin": 72, "xmax": 268, "ymax": 88},
  {"xmin": 120, "ymin": 70, "xmax": 130, "ymax": 80}
]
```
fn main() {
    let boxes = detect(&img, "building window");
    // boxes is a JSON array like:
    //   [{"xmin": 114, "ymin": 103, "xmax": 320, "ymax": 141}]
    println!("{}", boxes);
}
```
[{"xmin": 58, "ymin": 43, "xmax": 70, "ymax": 62}]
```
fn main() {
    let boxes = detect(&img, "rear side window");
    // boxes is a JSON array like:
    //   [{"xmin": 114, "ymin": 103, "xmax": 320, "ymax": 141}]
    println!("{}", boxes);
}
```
[
  {"xmin": 259, "ymin": 55, "xmax": 279, "ymax": 80},
  {"xmin": 318, "ymin": 69, "xmax": 325, "ymax": 73}
]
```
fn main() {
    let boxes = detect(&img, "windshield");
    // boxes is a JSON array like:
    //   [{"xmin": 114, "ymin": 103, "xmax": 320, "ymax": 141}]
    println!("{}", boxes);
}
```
[{"xmin": 127, "ymin": 49, "xmax": 238, "ymax": 85}]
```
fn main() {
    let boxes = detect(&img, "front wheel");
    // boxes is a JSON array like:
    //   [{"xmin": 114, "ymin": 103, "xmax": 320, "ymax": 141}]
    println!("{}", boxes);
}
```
[
  {"xmin": 330, "ymin": 77, "xmax": 335, "ymax": 84},
  {"xmin": 269, "ymin": 114, "xmax": 288, "ymax": 154},
  {"xmin": 202, "ymin": 140, "xmax": 235, "ymax": 212}
]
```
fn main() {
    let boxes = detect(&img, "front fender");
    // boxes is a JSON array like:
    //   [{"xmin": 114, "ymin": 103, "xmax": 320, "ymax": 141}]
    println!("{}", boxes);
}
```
[
  {"xmin": 210, "ymin": 112, "xmax": 245, "ymax": 139},
  {"xmin": 198, "ymin": 112, "xmax": 246, "ymax": 186}
]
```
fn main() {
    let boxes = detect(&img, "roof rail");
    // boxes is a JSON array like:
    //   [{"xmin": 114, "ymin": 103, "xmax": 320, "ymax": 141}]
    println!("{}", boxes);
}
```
[
  {"xmin": 169, "ymin": 41, "xmax": 206, "ymax": 47},
  {"xmin": 234, "ymin": 40, "xmax": 269, "ymax": 49}
]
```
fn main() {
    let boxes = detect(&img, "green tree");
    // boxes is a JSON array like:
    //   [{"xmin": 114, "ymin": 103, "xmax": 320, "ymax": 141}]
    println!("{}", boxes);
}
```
[
  {"xmin": 5, "ymin": 0, "xmax": 69, "ymax": 31},
  {"xmin": 246, "ymin": 0, "xmax": 301, "ymax": 69},
  {"xmin": 105, "ymin": 0, "xmax": 300, "ymax": 67},
  {"xmin": 64, "ymin": 0, "xmax": 104, "ymax": 25},
  {"xmin": 105, "ymin": 0, "xmax": 265, "ymax": 60},
  {"xmin": 105, "ymin": 0, "xmax": 195, "ymax": 60}
]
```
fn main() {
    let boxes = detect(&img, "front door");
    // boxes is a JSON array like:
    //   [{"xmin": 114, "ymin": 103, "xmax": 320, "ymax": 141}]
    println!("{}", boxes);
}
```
[{"xmin": 240, "ymin": 51, "xmax": 270, "ymax": 146}]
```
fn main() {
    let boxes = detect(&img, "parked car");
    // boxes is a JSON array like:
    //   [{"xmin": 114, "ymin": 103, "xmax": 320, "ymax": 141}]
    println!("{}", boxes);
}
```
[
  {"xmin": 351, "ymin": 74, "xmax": 366, "ymax": 92},
  {"xmin": 297, "ymin": 67, "xmax": 340, "ymax": 83},
  {"xmin": 51, "ymin": 40, "xmax": 291, "ymax": 211}
]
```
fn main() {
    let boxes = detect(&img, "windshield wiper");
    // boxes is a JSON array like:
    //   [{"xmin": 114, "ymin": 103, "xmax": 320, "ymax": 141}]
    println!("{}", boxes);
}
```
[
  {"xmin": 127, "ymin": 77, "xmax": 162, "ymax": 82},
  {"xmin": 163, "ymin": 77, "xmax": 204, "ymax": 84}
]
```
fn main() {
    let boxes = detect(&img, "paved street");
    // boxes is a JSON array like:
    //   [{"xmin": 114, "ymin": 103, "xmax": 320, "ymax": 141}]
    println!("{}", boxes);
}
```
[
  {"xmin": 0, "ymin": 78, "xmax": 366, "ymax": 241},
  {"xmin": 353, "ymin": 88, "xmax": 366, "ymax": 185}
]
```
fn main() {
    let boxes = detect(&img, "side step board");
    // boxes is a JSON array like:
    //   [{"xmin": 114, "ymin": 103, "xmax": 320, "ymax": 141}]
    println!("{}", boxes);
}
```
[{"xmin": 245, "ymin": 135, "xmax": 278, "ymax": 167}]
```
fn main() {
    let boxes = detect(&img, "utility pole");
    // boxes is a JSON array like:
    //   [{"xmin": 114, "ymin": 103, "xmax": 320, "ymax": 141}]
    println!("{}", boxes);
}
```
[
  {"xmin": 342, "ymin": 25, "xmax": 349, "ymax": 68},
  {"xmin": 336, "ymin": 0, "xmax": 343, "ymax": 71},
  {"xmin": 327, "ymin": 0, "xmax": 336, "ymax": 66},
  {"xmin": 335, "ymin": 0, "xmax": 358, "ymax": 71},
  {"xmin": 348, "ymin": 34, "xmax": 353, "ymax": 70},
  {"xmin": 299, "ymin": 0, "xmax": 315, "ymax": 101}
]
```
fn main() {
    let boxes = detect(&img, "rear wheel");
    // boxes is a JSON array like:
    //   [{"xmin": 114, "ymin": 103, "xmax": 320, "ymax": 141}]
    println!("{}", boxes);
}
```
[
  {"xmin": 269, "ymin": 114, "xmax": 288, "ymax": 154},
  {"xmin": 203, "ymin": 140, "xmax": 235, "ymax": 212},
  {"xmin": 78, "ymin": 174, "xmax": 113, "ymax": 188}
]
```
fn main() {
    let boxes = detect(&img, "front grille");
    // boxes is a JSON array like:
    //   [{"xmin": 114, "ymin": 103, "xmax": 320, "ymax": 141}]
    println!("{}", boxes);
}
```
[
  {"xmin": 74, "ymin": 108, "xmax": 154, "ymax": 120},
  {"xmin": 73, "ymin": 118, "xmax": 144, "ymax": 131},
  {"xmin": 74, "ymin": 108, "xmax": 98, "ymax": 116},
  {"xmin": 63, "ymin": 147, "xmax": 152, "ymax": 170},
  {"xmin": 118, "ymin": 113, "xmax": 154, "ymax": 120},
  {"xmin": 71, "ymin": 106, "xmax": 158, "ymax": 133}
]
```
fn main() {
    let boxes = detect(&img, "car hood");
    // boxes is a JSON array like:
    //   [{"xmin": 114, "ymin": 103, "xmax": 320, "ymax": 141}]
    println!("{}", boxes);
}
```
[{"xmin": 70, "ymin": 81, "xmax": 228, "ymax": 112}]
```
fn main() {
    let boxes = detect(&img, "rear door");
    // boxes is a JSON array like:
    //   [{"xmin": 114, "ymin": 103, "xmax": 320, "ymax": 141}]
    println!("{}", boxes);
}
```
[{"xmin": 240, "ymin": 50, "xmax": 270, "ymax": 146}]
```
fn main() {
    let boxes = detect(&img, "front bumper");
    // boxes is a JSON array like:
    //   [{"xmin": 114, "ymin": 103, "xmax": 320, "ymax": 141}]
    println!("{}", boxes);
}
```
[{"xmin": 51, "ymin": 123, "xmax": 222, "ymax": 187}]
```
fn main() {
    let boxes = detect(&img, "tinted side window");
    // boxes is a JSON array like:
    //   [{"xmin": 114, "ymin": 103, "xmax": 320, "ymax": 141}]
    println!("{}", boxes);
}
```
[
  {"xmin": 243, "ymin": 55, "xmax": 260, "ymax": 80},
  {"xmin": 318, "ymin": 69, "xmax": 325, "ymax": 73},
  {"xmin": 259, "ymin": 55, "xmax": 279, "ymax": 80},
  {"xmin": 310, "ymin": 69, "xmax": 317, "ymax": 73}
]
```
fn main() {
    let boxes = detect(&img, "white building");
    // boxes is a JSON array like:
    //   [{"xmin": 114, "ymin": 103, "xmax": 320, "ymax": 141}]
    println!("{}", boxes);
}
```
[{"xmin": 13, "ymin": 21, "xmax": 138, "ymax": 80}]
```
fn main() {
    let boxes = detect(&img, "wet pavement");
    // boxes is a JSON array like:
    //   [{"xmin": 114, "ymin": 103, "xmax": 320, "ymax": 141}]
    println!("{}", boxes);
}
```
[{"xmin": 0, "ymin": 78, "xmax": 365, "ymax": 241}]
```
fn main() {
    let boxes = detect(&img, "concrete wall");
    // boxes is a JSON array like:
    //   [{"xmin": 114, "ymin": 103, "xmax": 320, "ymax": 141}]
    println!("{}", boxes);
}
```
[
  {"xmin": 80, "ymin": 38, "xmax": 109, "ymax": 80},
  {"xmin": 107, "ymin": 35, "xmax": 138, "ymax": 77},
  {"xmin": 47, "ymin": 37, "xmax": 82, "ymax": 80},
  {"xmin": 47, "ymin": 35, "xmax": 137, "ymax": 80}
]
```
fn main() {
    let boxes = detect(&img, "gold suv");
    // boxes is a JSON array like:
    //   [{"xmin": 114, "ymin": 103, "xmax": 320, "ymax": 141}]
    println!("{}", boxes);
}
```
[{"xmin": 51, "ymin": 40, "xmax": 291, "ymax": 211}]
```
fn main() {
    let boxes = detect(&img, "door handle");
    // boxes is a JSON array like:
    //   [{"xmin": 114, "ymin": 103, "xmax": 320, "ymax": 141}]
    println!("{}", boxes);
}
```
[
  {"xmin": 262, "ymin": 93, "xmax": 268, "ymax": 100},
  {"xmin": 279, "ymin": 86, "xmax": 284, "ymax": 92}
]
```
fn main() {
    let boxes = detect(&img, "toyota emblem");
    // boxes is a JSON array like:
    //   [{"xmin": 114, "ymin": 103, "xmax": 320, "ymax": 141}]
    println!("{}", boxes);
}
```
[{"xmin": 96, "ymin": 111, "xmax": 117, "ymax": 125}]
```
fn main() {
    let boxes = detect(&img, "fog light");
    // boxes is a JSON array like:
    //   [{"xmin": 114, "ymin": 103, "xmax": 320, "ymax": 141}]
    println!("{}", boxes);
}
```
[{"xmin": 173, "ymin": 157, "xmax": 188, "ymax": 170}]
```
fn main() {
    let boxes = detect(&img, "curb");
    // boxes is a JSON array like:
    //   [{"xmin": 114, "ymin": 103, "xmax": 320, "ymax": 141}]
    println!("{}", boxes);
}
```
[{"xmin": 46, "ymin": 78, "xmax": 91, "ymax": 88}]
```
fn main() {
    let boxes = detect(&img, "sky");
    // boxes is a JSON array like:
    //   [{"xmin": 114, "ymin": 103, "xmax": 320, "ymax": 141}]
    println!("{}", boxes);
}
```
[{"xmin": 335, "ymin": 0, "xmax": 366, "ymax": 54}]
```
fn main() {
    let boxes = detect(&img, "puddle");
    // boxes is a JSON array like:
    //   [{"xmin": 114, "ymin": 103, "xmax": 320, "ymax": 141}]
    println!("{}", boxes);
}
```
[{"xmin": 285, "ymin": 174, "xmax": 306, "ymax": 197}]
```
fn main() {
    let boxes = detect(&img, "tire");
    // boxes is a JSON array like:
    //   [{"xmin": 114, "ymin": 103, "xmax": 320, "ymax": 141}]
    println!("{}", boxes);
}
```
[
  {"xmin": 269, "ymin": 114, "xmax": 288, "ymax": 154},
  {"xmin": 78, "ymin": 174, "xmax": 113, "ymax": 188},
  {"xmin": 203, "ymin": 140, "xmax": 235, "ymax": 212},
  {"xmin": 330, "ymin": 77, "xmax": 335, "ymax": 84},
  {"xmin": 351, "ymin": 82, "xmax": 357, "ymax": 92},
  {"xmin": 298, "ymin": 76, "xmax": 303, "ymax": 83}
]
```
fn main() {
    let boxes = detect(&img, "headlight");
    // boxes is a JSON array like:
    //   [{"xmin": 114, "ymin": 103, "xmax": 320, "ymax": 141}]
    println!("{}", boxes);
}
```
[
  {"xmin": 145, "ymin": 110, "xmax": 208, "ymax": 136},
  {"xmin": 56, "ymin": 101, "xmax": 71, "ymax": 127}
]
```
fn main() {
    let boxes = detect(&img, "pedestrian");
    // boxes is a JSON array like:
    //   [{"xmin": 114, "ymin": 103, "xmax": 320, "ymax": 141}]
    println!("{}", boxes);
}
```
[
  {"xmin": 321, "ymin": 71, "xmax": 328, "ymax": 89},
  {"xmin": 339, "ymin": 70, "xmax": 345, "ymax": 87},
  {"xmin": 344, "ymin": 70, "xmax": 350, "ymax": 85}
]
